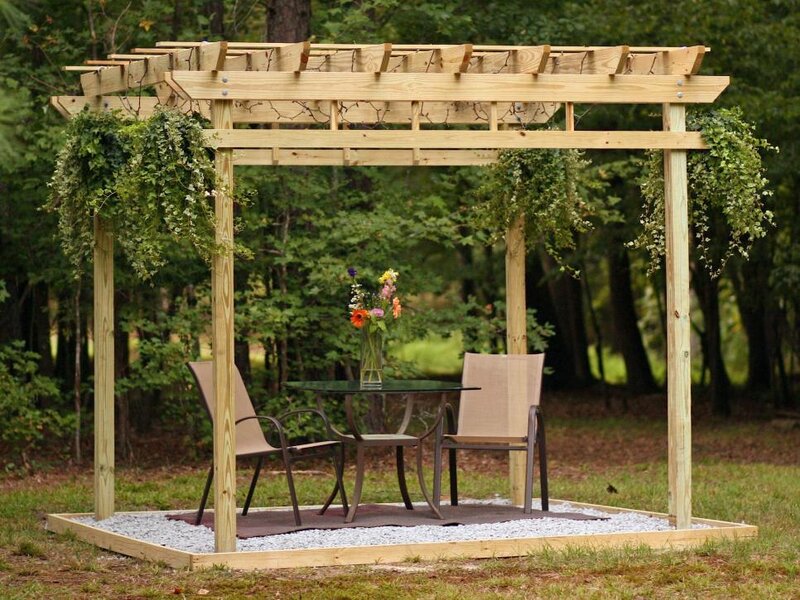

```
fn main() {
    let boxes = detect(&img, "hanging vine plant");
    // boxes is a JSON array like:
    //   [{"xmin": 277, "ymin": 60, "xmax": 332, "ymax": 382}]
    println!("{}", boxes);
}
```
[
  {"xmin": 47, "ymin": 106, "xmax": 220, "ymax": 280},
  {"xmin": 473, "ymin": 142, "xmax": 594, "ymax": 271},
  {"xmin": 46, "ymin": 109, "xmax": 131, "ymax": 278},
  {"xmin": 632, "ymin": 107, "xmax": 776, "ymax": 277}
]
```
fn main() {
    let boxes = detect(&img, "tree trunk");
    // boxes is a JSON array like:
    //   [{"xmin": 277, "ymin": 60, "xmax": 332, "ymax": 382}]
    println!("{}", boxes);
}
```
[
  {"xmin": 607, "ymin": 247, "xmax": 658, "ymax": 394},
  {"xmin": 539, "ymin": 251, "xmax": 594, "ymax": 387},
  {"xmin": 731, "ymin": 256, "xmax": 772, "ymax": 391},
  {"xmin": 115, "ymin": 291, "xmax": 132, "ymax": 462},
  {"xmin": 206, "ymin": 0, "xmax": 224, "ymax": 37},
  {"xmin": 693, "ymin": 268, "xmax": 731, "ymax": 416},
  {"xmin": 265, "ymin": 0, "xmax": 311, "ymax": 42}
]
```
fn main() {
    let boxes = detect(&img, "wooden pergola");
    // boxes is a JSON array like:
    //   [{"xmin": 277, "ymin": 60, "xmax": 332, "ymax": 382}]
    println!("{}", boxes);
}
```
[{"xmin": 52, "ymin": 40, "xmax": 728, "ymax": 555}]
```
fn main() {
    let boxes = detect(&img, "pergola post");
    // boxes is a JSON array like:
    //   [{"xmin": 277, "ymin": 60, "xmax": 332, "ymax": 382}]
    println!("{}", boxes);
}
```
[
  {"xmin": 505, "ymin": 216, "xmax": 527, "ymax": 506},
  {"xmin": 663, "ymin": 103, "xmax": 692, "ymax": 528},
  {"xmin": 211, "ymin": 99, "xmax": 237, "ymax": 552},
  {"xmin": 93, "ymin": 216, "xmax": 115, "ymax": 520}
]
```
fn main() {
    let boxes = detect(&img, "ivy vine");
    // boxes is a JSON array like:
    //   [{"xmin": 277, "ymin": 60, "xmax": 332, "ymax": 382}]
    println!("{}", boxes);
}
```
[
  {"xmin": 473, "ymin": 144, "xmax": 593, "ymax": 271},
  {"xmin": 47, "ymin": 106, "xmax": 220, "ymax": 280},
  {"xmin": 632, "ymin": 107, "xmax": 776, "ymax": 277}
]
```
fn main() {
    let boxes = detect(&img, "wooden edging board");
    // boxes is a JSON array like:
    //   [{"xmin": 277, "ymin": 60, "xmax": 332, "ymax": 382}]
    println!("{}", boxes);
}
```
[{"xmin": 46, "ymin": 500, "xmax": 758, "ymax": 572}]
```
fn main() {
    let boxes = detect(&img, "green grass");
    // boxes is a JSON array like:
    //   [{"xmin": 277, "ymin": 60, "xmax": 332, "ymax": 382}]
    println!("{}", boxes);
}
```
[
  {"xmin": 1, "ymin": 417, "xmax": 799, "ymax": 598},
  {"xmin": 392, "ymin": 331, "xmax": 464, "ymax": 376}
]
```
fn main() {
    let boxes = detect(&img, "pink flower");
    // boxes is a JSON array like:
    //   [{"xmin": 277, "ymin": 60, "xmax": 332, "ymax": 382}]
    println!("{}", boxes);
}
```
[
  {"xmin": 370, "ymin": 308, "xmax": 385, "ymax": 318},
  {"xmin": 380, "ymin": 283, "xmax": 395, "ymax": 300}
]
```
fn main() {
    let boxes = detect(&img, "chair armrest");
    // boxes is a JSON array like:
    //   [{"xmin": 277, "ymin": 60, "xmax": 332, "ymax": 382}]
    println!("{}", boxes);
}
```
[
  {"xmin": 419, "ymin": 401, "xmax": 457, "ymax": 440},
  {"xmin": 277, "ymin": 408, "xmax": 336, "ymax": 439}
]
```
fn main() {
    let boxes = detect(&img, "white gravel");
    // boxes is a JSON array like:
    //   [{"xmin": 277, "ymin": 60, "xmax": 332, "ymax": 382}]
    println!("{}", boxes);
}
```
[{"xmin": 69, "ymin": 501, "xmax": 715, "ymax": 555}]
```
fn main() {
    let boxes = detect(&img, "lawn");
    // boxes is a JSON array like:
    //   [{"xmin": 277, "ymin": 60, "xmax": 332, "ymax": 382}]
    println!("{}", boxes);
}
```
[{"xmin": 1, "ymin": 410, "xmax": 799, "ymax": 599}]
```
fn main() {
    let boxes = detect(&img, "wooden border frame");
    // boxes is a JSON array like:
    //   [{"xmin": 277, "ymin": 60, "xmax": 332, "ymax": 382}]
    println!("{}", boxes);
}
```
[{"xmin": 45, "ymin": 500, "xmax": 758, "ymax": 571}]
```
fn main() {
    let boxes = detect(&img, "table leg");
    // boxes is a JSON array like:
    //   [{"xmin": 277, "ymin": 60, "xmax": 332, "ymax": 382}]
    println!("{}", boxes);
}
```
[
  {"xmin": 345, "ymin": 444, "xmax": 366, "ymax": 524},
  {"xmin": 396, "ymin": 446, "xmax": 414, "ymax": 510},
  {"xmin": 416, "ymin": 443, "xmax": 443, "ymax": 519}
]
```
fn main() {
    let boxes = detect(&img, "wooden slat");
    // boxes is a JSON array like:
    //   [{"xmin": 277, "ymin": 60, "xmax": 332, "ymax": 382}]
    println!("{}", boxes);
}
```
[
  {"xmin": 471, "ymin": 46, "xmax": 550, "ymax": 74},
  {"xmin": 51, "ymin": 96, "xmax": 557, "ymax": 125},
  {"xmin": 155, "ymin": 41, "xmax": 710, "ymax": 53},
  {"xmin": 85, "ymin": 60, "xmax": 130, "ymax": 66},
  {"xmin": 206, "ymin": 129, "xmax": 708, "ymax": 150},
  {"xmin": 211, "ymin": 99, "xmax": 237, "ymax": 553},
  {"xmin": 553, "ymin": 46, "xmax": 629, "ymax": 74},
  {"xmin": 272, "ymin": 41, "xmax": 310, "ymax": 71},
  {"xmin": 664, "ymin": 103, "xmax": 692, "ymax": 529},
  {"xmin": 627, "ymin": 46, "xmax": 705, "ymax": 75},
  {"xmin": 356, "ymin": 43, "xmax": 392, "ymax": 72},
  {"xmin": 233, "ymin": 148, "xmax": 499, "ymax": 166},
  {"xmin": 440, "ymin": 44, "xmax": 473, "ymax": 73},
  {"xmin": 78, "ymin": 42, "xmax": 225, "ymax": 95},
  {"xmin": 166, "ymin": 71, "xmax": 729, "ymax": 103},
  {"xmin": 93, "ymin": 216, "xmax": 115, "ymax": 520}
]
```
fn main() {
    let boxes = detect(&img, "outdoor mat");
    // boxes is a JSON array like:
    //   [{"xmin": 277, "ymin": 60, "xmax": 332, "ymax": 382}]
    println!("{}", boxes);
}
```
[{"xmin": 168, "ymin": 504, "xmax": 606, "ymax": 538}]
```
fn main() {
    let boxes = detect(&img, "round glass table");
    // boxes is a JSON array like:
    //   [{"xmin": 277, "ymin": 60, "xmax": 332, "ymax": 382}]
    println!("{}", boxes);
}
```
[{"xmin": 284, "ymin": 379, "xmax": 479, "ymax": 523}]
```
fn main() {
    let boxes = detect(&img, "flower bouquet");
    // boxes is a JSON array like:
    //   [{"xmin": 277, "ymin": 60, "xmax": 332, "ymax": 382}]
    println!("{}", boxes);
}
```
[{"xmin": 348, "ymin": 267, "xmax": 402, "ymax": 388}]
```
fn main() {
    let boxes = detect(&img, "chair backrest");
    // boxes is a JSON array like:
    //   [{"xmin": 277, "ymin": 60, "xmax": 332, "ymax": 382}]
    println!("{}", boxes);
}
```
[
  {"xmin": 188, "ymin": 361, "xmax": 274, "ymax": 456},
  {"xmin": 457, "ymin": 352, "xmax": 545, "ymax": 439}
]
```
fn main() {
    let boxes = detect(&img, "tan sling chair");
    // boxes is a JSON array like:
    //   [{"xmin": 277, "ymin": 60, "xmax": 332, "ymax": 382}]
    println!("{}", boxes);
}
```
[
  {"xmin": 188, "ymin": 361, "xmax": 348, "ymax": 526},
  {"xmin": 432, "ymin": 352, "xmax": 549, "ymax": 513}
]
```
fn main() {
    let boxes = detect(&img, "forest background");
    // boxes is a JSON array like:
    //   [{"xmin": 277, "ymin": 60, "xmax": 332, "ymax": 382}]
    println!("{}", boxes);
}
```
[{"xmin": 0, "ymin": 0, "xmax": 798, "ymax": 468}]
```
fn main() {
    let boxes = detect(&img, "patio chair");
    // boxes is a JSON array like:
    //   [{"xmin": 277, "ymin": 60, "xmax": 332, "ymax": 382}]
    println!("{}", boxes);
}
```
[
  {"xmin": 188, "ymin": 361, "xmax": 348, "ymax": 526},
  {"xmin": 431, "ymin": 352, "xmax": 549, "ymax": 513}
]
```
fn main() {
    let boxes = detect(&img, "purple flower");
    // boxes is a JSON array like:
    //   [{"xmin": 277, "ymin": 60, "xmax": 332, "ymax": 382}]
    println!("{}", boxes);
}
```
[
  {"xmin": 347, "ymin": 267, "xmax": 357, "ymax": 278},
  {"xmin": 370, "ymin": 308, "xmax": 385, "ymax": 318}
]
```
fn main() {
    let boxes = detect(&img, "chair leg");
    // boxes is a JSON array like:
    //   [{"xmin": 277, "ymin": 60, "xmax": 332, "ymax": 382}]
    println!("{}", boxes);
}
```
[
  {"xmin": 524, "ymin": 442, "xmax": 535, "ymax": 515},
  {"xmin": 396, "ymin": 446, "xmax": 414, "ymax": 510},
  {"xmin": 537, "ymin": 411, "xmax": 549, "ymax": 511},
  {"xmin": 345, "ymin": 445, "xmax": 366, "ymax": 524},
  {"xmin": 195, "ymin": 464, "xmax": 214, "ymax": 525},
  {"xmin": 282, "ymin": 450, "xmax": 302, "ymax": 526},
  {"xmin": 448, "ymin": 447, "xmax": 459, "ymax": 506},
  {"xmin": 242, "ymin": 456, "xmax": 263, "ymax": 517}
]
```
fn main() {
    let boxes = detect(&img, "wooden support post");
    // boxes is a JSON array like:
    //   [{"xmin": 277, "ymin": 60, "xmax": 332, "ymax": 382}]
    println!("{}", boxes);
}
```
[
  {"xmin": 211, "ymin": 99, "xmax": 237, "ymax": 552},
  {"xmin": 663, "ymin": 103, "xmax": 692, "ymax": 529},
  {"xmin": 411, "ymin": 100, "xmax": 421, "ymax": 165},
  {"xmin": 93, "ymin": 216, "xmax": 115, "ymax": 520},
  {"xmin": 505, "ymin": 215, "xmax": 527, "ymax": 506},
  {"xmin": 565, "ymin": 102, "xmax": 575, "ymax": 131}
]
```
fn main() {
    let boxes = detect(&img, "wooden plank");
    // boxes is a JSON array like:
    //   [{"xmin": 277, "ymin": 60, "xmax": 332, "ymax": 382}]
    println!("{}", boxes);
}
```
[
  {"xmin": 505, "ymin": 214, "xmax": 528, "ymax": 507},
  {"xmin": 52, "ymin": 95, "xmax": 556, "ymax": 125},
  {"xmin": 79, "ymin": 42, "xmax": 225, "ymax": 95},
  {"xmin": 46, "ymin": 514, "xmax": 193, "ymax": 569},
  {"xmin": 205, "ymin": 129, "xmax": 708, "ymax": 150},
  {"xmin": 211, "ymin": 100, "xmax": 237, "ymax": 553},
  {"xmin": 272, "ymin": 41, "xmax": 311, "ymax": 72},
  {"xmin": 93, "ymin": 217, "xmax": 115, "ymax": 520},
  {"xmin": 553, "ymin": 46, "xmax": 629, "ymax": 74},
  {"xmin": 156, "ymin": 41, "xmax": 710, "ymax": 53},
  {"xmin": 47, "ymin": 506, "xmax": 756, "ymax": 571},
  {"xmin": 627, "ymin": 46, "xmax": 705, "ymax": 75},
  {"xmin": 356, "ymin": 43, "xmax": 392, "ymax": 72},
  {"xmin": 167, "ymin": 71, "xmax": 729, "ymax": 103},
  {"xmin": 663, "ymin": 103, "xmax": 692, "ymax": 529},
  {"xmin": 233, "ymin": 148, "xmax": 499, "ymax": 166},
  {"xmin": 440, "ymin": 44, "xmax": 473, "ymax": 73}
]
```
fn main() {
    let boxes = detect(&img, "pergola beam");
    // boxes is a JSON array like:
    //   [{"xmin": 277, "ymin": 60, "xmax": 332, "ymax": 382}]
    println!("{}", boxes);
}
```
[
  {"xmin": 165, "ymin": 72, "xmax": 728, "ymax": 104},
  {"xmin": 51, "ymin": 95, "xmax": 557, "ymax": 126},
  {"xmin": 205, "ymin": 130, "xmax": 708, "ymax": 151}
]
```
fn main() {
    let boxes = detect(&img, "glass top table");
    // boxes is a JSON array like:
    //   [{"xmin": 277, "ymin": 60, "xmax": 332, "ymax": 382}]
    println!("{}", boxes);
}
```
[
  {"xmin": 284, "ymin": 379, "xmax": 479, "ymax": 394},
  {"xmin": 283, "ymin": 379, "xmax": 480, "ymax": 523}
]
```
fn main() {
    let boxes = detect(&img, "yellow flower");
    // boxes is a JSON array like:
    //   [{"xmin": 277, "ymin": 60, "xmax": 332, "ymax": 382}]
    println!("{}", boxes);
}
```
[{"xmin": 379, "ymin": 268, "xmax": 399, "ymax": 284}]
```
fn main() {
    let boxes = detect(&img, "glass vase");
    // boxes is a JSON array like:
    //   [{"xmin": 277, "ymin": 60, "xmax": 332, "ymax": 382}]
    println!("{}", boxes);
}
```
[{"xmin": 359, "ymin": 327, "xmax": 384, "ymax": 389}]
